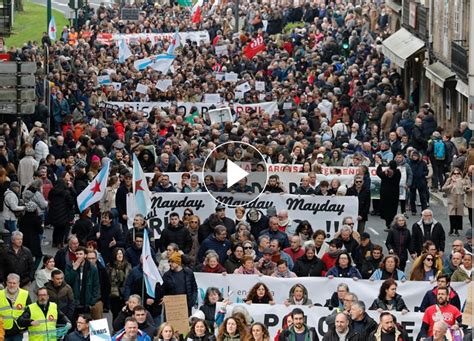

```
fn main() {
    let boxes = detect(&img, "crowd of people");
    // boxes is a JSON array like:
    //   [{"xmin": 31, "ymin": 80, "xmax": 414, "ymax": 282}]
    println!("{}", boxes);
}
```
[{"xmin": 0, "ymin": 0, "xmax": 472, "ymax": 340}]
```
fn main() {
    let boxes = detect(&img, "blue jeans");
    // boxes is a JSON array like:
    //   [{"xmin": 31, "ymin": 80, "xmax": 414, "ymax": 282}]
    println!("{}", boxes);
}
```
[{"xmin": 5, "ymin": 219, "xmax": 17, "ymax": 233}]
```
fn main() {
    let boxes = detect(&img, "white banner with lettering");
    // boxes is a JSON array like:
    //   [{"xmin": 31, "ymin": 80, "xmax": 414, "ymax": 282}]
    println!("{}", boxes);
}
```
[
  {"xmin": 195, "ymin": 274, "xmax": 468, "ymax": 313},
  {"xmin": 145, "ymin": 193, "xmax": 358, "ymax": 238},
  {"xmin": 219, "ymin": 303, "xmax": 424, "ymax": 340},
  {"xmin": 99, "ymin": 101, "xmax": 278, "ymax": 117},
  {"xmin": 97, "ymin": 31, "xmax": 210, "ymax": 45}
]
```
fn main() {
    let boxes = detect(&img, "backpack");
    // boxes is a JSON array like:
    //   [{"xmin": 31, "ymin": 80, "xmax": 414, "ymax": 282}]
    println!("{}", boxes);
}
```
[{"xmin": 433, "ymin": 140, "xmax": 446, "ymax": 160}]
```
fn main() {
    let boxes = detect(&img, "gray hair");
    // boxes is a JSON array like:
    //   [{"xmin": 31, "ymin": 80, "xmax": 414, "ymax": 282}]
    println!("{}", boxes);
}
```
[
  {"xmin": 205, "ymin": 251, "xmax": 220, "ymax": 263},
  {"xmin": 11, "ymin": 231, "xmax": 23, "ymax": 241},
  {"xmin": 391, "ymin": 214, "xmax": 406, "ymax": 226},
  {"xmin": 337, "ymin": 283, "xmax": 349, "ymax": 292},
  {"xmin": 340, "ymin": 225, "xmax": 352, "ymax": 234},
  {"xmin": 7, "ymin": 273, "xmax": 20, "ymax": 283},
  {"xmin": 128, "ymin": 295, "xmax": 142, "ymax": 304},
  {"xmin": 352, "ymin": 300, "xmax": 366, "ymax": 312},
  {"xmin": 342, "ymin": 216, "xmax": 354, "ymax": 225}
]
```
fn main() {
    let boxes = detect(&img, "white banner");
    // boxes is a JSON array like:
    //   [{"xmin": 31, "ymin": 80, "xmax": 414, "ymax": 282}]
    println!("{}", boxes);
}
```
[
  {"xmin": 97, "ymin": 31, "xmax": 210, "ymax": 45},
  {"xmin": 195, "ymin": 274, "xmax": 468, "ymax": 314},
  {"xmin": 220, "ymin": 303, "xmax": 424, "ymax": 340},
  {"xmin": 99, "ymin": 101, "xmax": 278, "ymax": 117},
  {"xmin": 146, "ymin": 193, "xmax": 358, "ymax": 239}
]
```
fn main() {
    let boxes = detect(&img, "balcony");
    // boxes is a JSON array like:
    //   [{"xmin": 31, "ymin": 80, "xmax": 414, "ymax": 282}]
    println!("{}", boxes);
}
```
[{"xmin": 451, "ymin": 40, "xmax": 469, "ymax": 82}]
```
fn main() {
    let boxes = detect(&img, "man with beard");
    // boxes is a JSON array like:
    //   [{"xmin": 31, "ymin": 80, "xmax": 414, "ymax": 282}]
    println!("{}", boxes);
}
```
[
  {"xmin": 411, "ymin": 209, "xmax": 446, "ymax": 257},
  {"xmin": 279, "ymin": 308, "xmax": 318, "ymax": 341},
  {"xmin": 419, "ymin": 287, "xmax": 462, "ymax": 338},
  {"xmin": 198, "ymin": 206, "xmax": 236, "ymax": 243},
  {"xmin": 419, "ymin": 274, "xmax": 461, "ymax": 312},
  {"xmin": 264, "ymin": 174, "xmax": 285, "ymax": 193},
  {"xmin": 368, "ymin": 312, "xmax": 409, "ymax": 341},
  {"xmin": 17, "ymin": 287, "xmax": 71, "ymax": 339},
  {"xmin": 323, "ymin": 312, "xmax": 359, "ymax": 341},
  {"xmin": 159, "ymin": 212, "xmax": 192, "ymax": 253}
]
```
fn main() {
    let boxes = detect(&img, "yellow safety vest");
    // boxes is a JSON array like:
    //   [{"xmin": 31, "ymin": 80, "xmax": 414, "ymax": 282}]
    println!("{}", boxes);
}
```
[
  {"xmin": 0, "ymin": 289, "xmax": 29, "ymax": 330},
  {"xmin": 28, "ymin": 302, "xmax": 58, "ymax": 341}
]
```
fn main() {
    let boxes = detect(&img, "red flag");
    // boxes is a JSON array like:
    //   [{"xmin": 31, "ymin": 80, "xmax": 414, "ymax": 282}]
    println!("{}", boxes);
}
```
[
  {"xmin": 243, "ymin": 35, "xmax": 266, "ymax": 59},
  {"xmin": 192, "ymin": 6, "xmax": 201, "ymax": 23}
]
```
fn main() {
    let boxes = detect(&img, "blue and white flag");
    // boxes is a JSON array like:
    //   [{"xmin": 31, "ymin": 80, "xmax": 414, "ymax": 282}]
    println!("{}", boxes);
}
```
[
  {"xmin": 76, "ymin": 160, "xmax": 110, "ymax": 212},
  {"xmin": 132, "ymin": 154, "xmax": 152, "ymax": 217},
  {"xmin": 48, "ymin": 16, "xmax": 57, "ymax": 41},
  {"xmin": 142, "ymin": 229, "xmax": 163, "ymax": 298},
  {"xmin": 166, "ymin": 31, "xmax": 181, "ymax": 55},
  {"xmin": 133, "ymin": 54, "xmax": 175, "ymax": 73},
  {"xmin": 118, "ymin": 38, "xmax": 133, "ymax": 63}
]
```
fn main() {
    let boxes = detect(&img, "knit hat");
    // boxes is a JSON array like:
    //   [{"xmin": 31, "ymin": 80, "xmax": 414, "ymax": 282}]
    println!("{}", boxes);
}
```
[
  {"xmin": 91, "ymin": 155, "xmax": 101, "ymax": 163},
  {"xmin": 9, "ymin": 181, "xmax": 20, "ymax": 190},
  {"xmin": 168, "ymin": 252, "xmax": 182, "ymax": 266}
]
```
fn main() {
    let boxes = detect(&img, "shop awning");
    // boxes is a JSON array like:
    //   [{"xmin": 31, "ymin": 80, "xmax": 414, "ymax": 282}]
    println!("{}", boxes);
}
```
[
  {"xmin": 455, "ymin": 79, "xmax": 469, "ymax": 97},
  {"xmin": 425, "ymin": 62, "xmax": 455, "ymax": 88},
  {"xmin": 382, "ymin": 28, "xmax": 425, "ymax": 68}
]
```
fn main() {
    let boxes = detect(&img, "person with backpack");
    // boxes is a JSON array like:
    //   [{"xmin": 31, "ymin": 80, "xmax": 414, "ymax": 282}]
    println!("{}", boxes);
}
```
[
  {"xmin": 427, "ymin": 132, "xmax": 447, "ymax": 192},
  {"xmin": 2, "ymin": 181, "xmax": 25, "ymax": 233}
]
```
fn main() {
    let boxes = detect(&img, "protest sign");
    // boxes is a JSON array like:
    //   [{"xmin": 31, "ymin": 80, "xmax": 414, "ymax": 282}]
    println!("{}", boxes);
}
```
[
  {"xmin": 218, "ymin": 303, "xmax": 424, "ymax": 340},
  {"xmin": 135, "ymin": 83, "xmax": 149, "ymax": 94},
  {"xmin": 89, "ymin": 318, "xmax": 111, "ymax": 341},
  {"xmin": 100, "ymin": 100, "xmax": 278, "ymax": 117},
  {"xmin": 144, "ymin": 193, "xmax": 358, "ymax": 239},
  {"xmin": 163, "ymin": 295, "xmax": 189, "ymax": 335},
  {"xmin": 204, "ymin": 93, "xmax": 221, "ymax": 103},
  {"xmin": 98, "ymin": 31, "xmax": 210, "ymax": 45},
  {"xmin": 156, "ymin": 79, "xmax": 173, "ymax": 91},
  {"xmin": 195, "ymin": 273, "xmax": 468, "ymax": 314},
  {"xmin": 208, "ymin": 107, "xmax": 232, "ymax": 124}
]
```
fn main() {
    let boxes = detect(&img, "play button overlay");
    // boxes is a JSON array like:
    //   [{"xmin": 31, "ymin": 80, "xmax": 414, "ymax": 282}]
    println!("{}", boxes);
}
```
[{"xmin": 202, "ymin": 141, "xmax": 268, "ymax": 208}]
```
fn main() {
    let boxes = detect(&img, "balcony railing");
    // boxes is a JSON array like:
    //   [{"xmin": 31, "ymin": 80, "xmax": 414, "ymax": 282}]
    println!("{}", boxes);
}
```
[{"xmin": 451, "ymin": 40, "xmax": 469, "ymax": 82}]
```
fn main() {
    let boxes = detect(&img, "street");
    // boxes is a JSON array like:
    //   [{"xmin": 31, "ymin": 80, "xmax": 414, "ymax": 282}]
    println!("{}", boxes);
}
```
[{"xmin": 32, "ymin": 0, "xmax": 114, "ymax": 16}]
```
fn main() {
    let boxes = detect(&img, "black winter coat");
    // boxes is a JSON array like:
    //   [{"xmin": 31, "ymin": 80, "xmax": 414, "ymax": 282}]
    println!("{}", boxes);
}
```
[
  {"xmin": 115, "ymin": 184, "xmax": 132, "ymax": 224},
  {"xmin": 89, "ymin": 223, "xmax": 125, "ymax": 265},
  {"xmin": 376, "ymin": 165, "xmax": 401, "ymax": 221},
  {"xmin": 198, "ymin": 215, "xmax": 236, "ymax": 244},
  {"xmin": 409, "ymin": 159, "xmax": 428, "ymax": 187},
  {"xmin": 18, "ymin": 211, "xmax": 43, "ymax": 258},
  {"xmin": 159, "ymin": 223, "xmax": 193, "ymax": 253},
  {"xmin": 72, "ymin": 217, "xmax": 94, "ymax": 246},
  {"xmin": 411, "ymin": 220, "xmax": 446, "ymax": 254},
  {"xmin": 351, "ymin": 314, "xmax": 377, "ymax": 340},
  {"xmin": 48, "ymin": 180, "xmax": 75, "ymax": 226},
  {"xmin": 412, "ymin": 125, "xmax": 428, "ymax": 152},
  {"xmin": 386, "ymin": 225, "xmax": 414, "ymax": 262},
  {"xmin": 0, "ymin": 246, "xmax": 34, "ymax": 286},
  {"xmin": 162, "ymin": 267, "xmax": 197, "ymax": 314},
  {"xmin": 323, "ymin": 327, "xmax": 359, "ymax": 341},
  {"xmin": 369, "ymin": 294, "xmax": 408, "ymax": 311},
  {"xmin": 293, "ymin": 255, "xmax": 325, "ymax": 277},
  {"xmin": 346, "ymin": 186, "xmax": 371, "ymax": 222},
  {"xmin": 360, "ymin": 257, "xmax": 382, "ymax": 279}
]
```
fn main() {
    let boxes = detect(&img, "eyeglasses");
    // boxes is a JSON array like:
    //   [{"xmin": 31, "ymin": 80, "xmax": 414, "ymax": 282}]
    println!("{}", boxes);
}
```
[
  {"xmin": 347, "ymin": 223, "xmax": 354, "ymax": 226},
  {"xmin": 425, "ymin": 258, "xmax": 434, "ymax": 262},
  {"xmin": 244, "ymin": 246, "xmax": 253, "ymax": 250},
  {"xmin": 190, "ymin": 221, "xmax": 199, "ymax": 224},
  {"xmin": 184, "ymin": 212, "xmax": 191, "ymax": 216},
  {"xmin": 453, "ymin": 173, "xmax": 461, "ymax": 175},
  {"xmin": 355, "ymin": 181, "xmax": 363, "ymax": 183}
]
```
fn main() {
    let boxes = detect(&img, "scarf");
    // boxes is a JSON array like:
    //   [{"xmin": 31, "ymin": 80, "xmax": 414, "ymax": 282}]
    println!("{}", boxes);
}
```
[
  {"xmin": 203, "ymin": 264, "xmax": 225, "ymax": 273},
  {"xmin": 274, "ymin": 269, "xmax": 291, "ymax": 278}
]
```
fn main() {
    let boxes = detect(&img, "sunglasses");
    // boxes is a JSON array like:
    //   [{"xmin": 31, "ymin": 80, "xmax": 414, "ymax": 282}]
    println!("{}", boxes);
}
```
[
  {"xmin": 184, "ymin": 212, "xmax": 192, "ymax": 216},
  {"xmin": 190, "ymin": 221, "xmax": 199, "ymax": 223},
  {"xmin": 453, "ymin": 173, "xmax": 461, "ymax": 175},
  {"xmin": 425, "ymin": 258, "xmax": 434, "ymax": 262},
  {"xmin": 347, "ymin": 223, "xmax": 354, "ymax": 226},
  {"xmin": 355, "ymin": 181, "xmax": 363, "ymax": 183},
  {"xmin": 244, "ymin": 246, "xmax": 253, "ymax": 250}
]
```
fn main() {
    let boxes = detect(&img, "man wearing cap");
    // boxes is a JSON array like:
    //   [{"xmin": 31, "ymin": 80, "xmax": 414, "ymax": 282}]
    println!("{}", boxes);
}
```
[
  {"xmin": 162, "ymin": 253, "xmax": 197, "ymax": 316},
  {"xmin": 198, "ymin": 206, "xmax": 236, "ymax": 244},
  {"xmin": 257, "ymin": 247, "xmax": 277, "ymax": 275},
  {"xmin": 464, "ymin": 229, "xmax": 472, "ymax": 253},
  {"xmin": 2, "ymin": 181, "xmax": 25, "ymax": 233}
]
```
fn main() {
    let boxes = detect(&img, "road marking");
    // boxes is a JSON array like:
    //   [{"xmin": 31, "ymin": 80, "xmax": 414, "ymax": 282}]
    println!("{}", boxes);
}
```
[{"xmin": 368, "ymin": 227, "xmax": 379, "ymax": 236}]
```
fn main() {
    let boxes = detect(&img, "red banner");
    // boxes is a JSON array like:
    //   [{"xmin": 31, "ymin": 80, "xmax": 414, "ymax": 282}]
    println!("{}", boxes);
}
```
[{"xmin": 243, "ymin": 35, "xmax": 266, "ymax": 59}]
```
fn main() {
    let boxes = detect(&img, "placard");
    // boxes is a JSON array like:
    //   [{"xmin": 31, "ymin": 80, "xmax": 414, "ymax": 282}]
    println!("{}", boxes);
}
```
[
  {"xmin": 235, "ymin": 82, "xmax": 251, "ymax": 93},
  {"xmin": 208, "ymin": 107, "xmax": 232, "ymax": 123},
  {"xmin": 204, "ymin": 93, "xmax": 221, "ymax": 103},
  {"xmin": 135, "ymin": 83, "xmax": 149, "ymax": 95},
  {"xmin": 255, "ymin": 81, "xmax": 265, "ymax": 91},
  {"xmin": 156, "ymin": 79, "xmax": 173, "ymax": 91},
  {"xmin": 163, "ymin": 295, "xmax": 189, "ymax": 335},
  {"xmin": 89, "ymin": 318, "xmax": 111, "ymax": 341},
  {"xmin": 215, "ymin": 44, "xmax": 229, "ymax": 56},
  {"xmin": 225, "ymin": 72, "xmax": 238, "ymax": 82}
]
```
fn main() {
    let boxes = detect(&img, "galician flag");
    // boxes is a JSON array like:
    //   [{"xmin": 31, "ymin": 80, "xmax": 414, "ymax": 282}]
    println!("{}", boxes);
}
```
[
  {"xmin": 76, "ymin": 159, "xmax": 110, "ymax": 212},
  {"xmin": 166, "ymin": 31, "xmax": 181, "ymax": 55},
  {"xmin": 142, "ymin": 228, "xmax": 163, "ymax": 298},
  {"xmin": 48, "ymin": 16, "xmax": 57, "ymax": 41},
  {"xmin": 118, "ymin": 38, "xmax": 133, "ymax": 63},
  {"xmin": 132, "ymin": 154, "xmax": 152, "ymax": 217}
]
